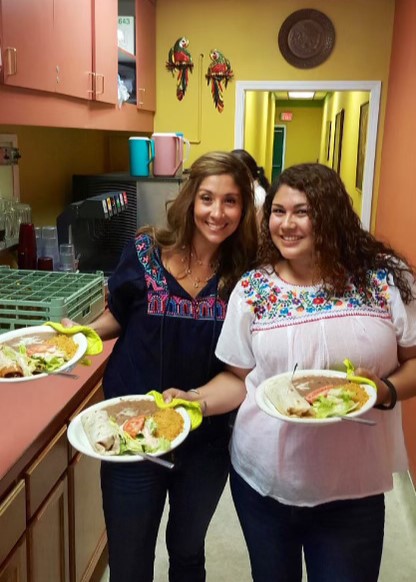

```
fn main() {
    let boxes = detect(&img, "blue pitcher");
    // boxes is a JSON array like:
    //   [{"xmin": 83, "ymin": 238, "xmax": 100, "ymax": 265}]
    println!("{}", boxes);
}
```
[{"xmin": 129, "ymin": 137, "xmax": 155, "ymax": 177}]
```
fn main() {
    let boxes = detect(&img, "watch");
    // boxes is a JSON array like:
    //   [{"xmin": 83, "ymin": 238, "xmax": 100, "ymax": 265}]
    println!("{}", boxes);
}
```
[{"xmin": 374, "ymin": 377, "xmax": 397, "ymax": 410}]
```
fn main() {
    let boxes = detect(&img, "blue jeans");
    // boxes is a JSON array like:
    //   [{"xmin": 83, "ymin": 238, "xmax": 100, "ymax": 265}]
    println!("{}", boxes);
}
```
[
  {"xmin": 101, "ymin": 430, "xmax": 230, "ymax": 582},
  {"xmin": 230, "ymin": 467, "xmax": 385, "ymax": 582}
]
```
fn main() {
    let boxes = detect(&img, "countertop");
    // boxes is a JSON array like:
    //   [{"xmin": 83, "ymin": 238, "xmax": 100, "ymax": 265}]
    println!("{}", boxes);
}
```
[{"xmin": 0, "ymin": 339, "xmax": 115, "ymax": 499}]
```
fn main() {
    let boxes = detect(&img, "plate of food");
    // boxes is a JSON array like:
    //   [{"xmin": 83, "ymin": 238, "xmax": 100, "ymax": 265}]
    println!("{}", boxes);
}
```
[
  {"xmin": 67, "ymin": 395, "xmax": 191, "ymax": 462},
  {"xmin": 0, "ymin": 325, "xmax": 87, "ymax": 382},
  {"xmin": 256, "ymin": 369, "xmax": 377, "ymax": 425}
]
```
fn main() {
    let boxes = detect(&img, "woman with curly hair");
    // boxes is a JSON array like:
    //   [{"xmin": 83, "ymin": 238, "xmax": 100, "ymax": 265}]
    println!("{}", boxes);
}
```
[
  {"xmin": 166, "ymin": 163, "xmax": 416, "ymax": 581},
  {"xmin": 66, "ymin": 151, "xmax": 258, "ymax": 582}
]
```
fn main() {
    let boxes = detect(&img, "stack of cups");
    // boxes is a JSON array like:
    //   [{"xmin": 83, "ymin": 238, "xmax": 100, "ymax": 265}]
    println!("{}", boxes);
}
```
[
  {"xmin": 35, "ymin": 227, "xmax": 43, "ymax": 257},
  {"xmin": 41, "ymin": 226, "xmax": 60, "ymax": 271}
]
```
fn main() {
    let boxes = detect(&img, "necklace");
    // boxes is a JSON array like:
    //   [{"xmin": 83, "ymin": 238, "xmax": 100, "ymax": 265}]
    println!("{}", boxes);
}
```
[{"xmin": 180, "ymin": 248, "xmax": 218, "ymax": 289}]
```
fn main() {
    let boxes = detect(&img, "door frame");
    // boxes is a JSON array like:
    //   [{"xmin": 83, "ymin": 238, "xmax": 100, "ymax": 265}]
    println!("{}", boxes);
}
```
[{"xmin": 234, "ymin": 80, "xmax": 382, "ymax": 229}]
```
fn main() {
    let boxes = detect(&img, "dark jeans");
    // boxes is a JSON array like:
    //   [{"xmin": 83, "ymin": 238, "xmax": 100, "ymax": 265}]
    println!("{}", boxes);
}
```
[
  {"xmin": 230, "ymin": 467, "xmax": 385, "ymax": 582},
  {"xmin": 101, "ymin": 433, "xmax": 230, "ymax": 582}
]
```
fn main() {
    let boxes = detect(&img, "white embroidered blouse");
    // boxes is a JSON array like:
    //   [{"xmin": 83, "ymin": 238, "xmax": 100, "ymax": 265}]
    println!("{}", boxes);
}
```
[{"xmin": 215, "ymin": 267, "xmax": 416, "ymax": 506}]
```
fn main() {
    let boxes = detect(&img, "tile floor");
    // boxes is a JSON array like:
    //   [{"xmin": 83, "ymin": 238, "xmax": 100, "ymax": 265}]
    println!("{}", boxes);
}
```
[{"xmin": 100, "ymin": 471, "xmax": 416, "ymax": 581}]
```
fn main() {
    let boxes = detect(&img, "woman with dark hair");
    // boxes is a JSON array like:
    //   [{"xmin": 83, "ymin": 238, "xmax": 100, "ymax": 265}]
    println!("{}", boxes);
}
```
[
  {"xmin": 231, "ymin": 149, "xmax": 270, "ymax": 214},
  {"xmin": 165, "ymin": 163, "xmax": 416, "ymax": 581},
  {"xmin": 66, "ymin": 151, "xmax": 258, "ymax": 582}
]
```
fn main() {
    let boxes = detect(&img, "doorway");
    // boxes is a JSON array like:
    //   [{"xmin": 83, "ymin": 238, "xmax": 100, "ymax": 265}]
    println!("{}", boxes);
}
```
[
  {"xmin": 272, "ymin": 125, "xmax": 285, "ymax": 182},
  {"xmin": 234, "ymin": 80, "xmax": 381, "ymax": 230}
]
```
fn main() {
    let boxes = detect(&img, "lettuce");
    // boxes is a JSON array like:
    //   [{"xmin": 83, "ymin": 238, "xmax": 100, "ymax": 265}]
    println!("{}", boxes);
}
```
[
  {"xmin": 312, "ymin": 387, "xmax": 359, "ymax": 419},
  {"xmin": 110, "ymin": 417, "xmax": 172, "ymax": 456}
]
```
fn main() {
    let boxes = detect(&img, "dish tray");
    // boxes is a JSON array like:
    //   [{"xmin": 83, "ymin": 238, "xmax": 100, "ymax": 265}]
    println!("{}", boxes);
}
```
[{"xmin": 0, "ymin": 267, "xmax": 105, "ymax": 334}]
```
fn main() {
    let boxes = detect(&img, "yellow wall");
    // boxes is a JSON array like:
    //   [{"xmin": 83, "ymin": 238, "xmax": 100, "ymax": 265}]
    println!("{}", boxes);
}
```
[
  {"xmin": 275, "ymin": 102, "xmax": 323, "ymax": 170},
  {"xmin": 156, "ymin": 0, "xmax": 395, "ymax": 222},
  {"xmin": 0, "ymin": 125, "xmax": 143, "ymax": 225},
  {"xmin": 319, "ymin": 92, "xmax": 370, "ymax": 210},
  {"xmin": 0, "ymin": 0, "xmax": 395, "ymax": 226},
  {"xmin": 244, "ymin": 91, "xmax": 275, "ymax": 179}
]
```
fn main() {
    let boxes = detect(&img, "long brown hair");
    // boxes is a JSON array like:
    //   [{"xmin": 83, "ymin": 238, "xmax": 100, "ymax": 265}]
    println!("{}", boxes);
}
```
[
  {"xmin": 139, "ymin": 151, "xmax": 258, "ymax": 297},
  {"xmin": 258, "ymin": 163, "xmax": 415, "ymax": 302}
]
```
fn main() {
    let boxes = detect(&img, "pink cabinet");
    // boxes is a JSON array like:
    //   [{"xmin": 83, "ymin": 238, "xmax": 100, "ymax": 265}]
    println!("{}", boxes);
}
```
[
  {"xmin": 53, "ymin": 0, "xmax": 92, "ymax": 100},
  {"xmin": 0, "ymin": 0, "xmax": 118, "ymax": 104},
  {"xmin": 0, "ymin": 0, "xmax": 55, "ymax": 93},
  {"xmin": 135, "ymin": 0, "xmax": 156, "ymax": 111},
  {"xmin": 93, "ymin": 0, "xmax": 118, "ymax": 105}
]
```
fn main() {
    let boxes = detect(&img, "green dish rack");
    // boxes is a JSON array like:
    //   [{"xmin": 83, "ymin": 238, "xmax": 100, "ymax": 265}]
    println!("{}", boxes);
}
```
[{"xmin": 0, "ymin": 267, "xmax": 105, "ymax": 334}]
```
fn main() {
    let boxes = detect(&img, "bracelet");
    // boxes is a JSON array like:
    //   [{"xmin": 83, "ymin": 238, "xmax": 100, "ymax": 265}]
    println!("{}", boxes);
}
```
[
  {"xmin": 374, "ymin": 377, "xmax": 397, "ymax": 410},
  {"xmin": 188, "ymin": 389, "xmax": 207, "ymax": 415}
]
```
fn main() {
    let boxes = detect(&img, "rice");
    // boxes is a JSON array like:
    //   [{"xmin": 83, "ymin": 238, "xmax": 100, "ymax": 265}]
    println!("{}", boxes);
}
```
[
  {"xmin": 346, "ymin": 383, "xmax": 369, "ymax": 409},
  {"xmin": 45, "ymin": 335, "xmax": 78, "ymax": 360},
  {"xmin": 152, "ymin": 409, "xmax": 184, "ymax": 441}
]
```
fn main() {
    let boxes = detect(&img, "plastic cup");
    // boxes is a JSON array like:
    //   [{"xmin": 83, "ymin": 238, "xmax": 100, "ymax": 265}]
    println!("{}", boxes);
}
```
[
  {"xmin": 37, "ymin": 256, "xmax": 54, "ymax": 271},
  {"xmin": 18, "ymin": 223, "xmax": 37, "ymax": 270},
  {"xmin": 59, "ymin": 243, "xmax": 76, "ymax": 272}
]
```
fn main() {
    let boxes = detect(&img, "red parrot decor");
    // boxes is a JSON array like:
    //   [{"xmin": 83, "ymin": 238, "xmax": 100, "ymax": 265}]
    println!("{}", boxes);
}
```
[
  {"xmin": 166, "ymin": 37, "xmax": 194, "ymax": 101},
  {"xmin": 205, "ymin": 49, "xmax": 234, "ymax": 113}
]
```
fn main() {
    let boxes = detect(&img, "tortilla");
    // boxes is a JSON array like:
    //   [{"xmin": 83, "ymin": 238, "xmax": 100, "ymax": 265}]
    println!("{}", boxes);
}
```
[
  {"xmin": 0, "ymin": 364, "xmax": 24, "ymax": 378},
  {"xmin": 0, "ymin": 347, "xmax": 24, "ymax": 378},
  {"xmin": 81, "ymin": 409, "xmax": 121, "ymax": 455},
  {"xmin": 264, "ymin": 376, "xmax": 312, "ymax": 417}
]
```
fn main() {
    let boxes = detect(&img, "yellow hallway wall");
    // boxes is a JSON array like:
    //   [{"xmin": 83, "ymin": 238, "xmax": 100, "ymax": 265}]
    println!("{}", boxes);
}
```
[{"xmin": 275, "ymin": 102, "xmax": 323, "ymax": 169}]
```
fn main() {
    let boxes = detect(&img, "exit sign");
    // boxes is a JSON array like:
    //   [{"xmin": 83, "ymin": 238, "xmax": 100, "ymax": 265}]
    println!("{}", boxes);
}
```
[{"xmin": 280, "ymin": 112, "xmax": 293, "ymax": 121}]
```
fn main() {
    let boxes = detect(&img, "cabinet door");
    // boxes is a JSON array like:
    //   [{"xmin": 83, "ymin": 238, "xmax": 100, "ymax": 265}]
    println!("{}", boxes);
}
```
[
  {"xmin": 0, "ymin": 0, "xmax": 55, "ymax": 92},
  {"xmin": 93, "ymin": 0, "xmax": 118, "ymax": 104},
  {"xmin": 0, "ymin": 538, "xmax": 27, "ymax": 582},
  {"xmin": 27, "ymin": 477, "xmax": 70, "ymax": 582},
  {"xmin": 135, "ymin": 0, "xmax": 156, "ymax": 111},
  {"xmin": 68, "ymin": 453, "xmax": 106, "ymax": 582},
  {"xmin": 53, "ymin": 0, "xmax": 93, "ymax": 100},
  {"xmin": 0, "ymin": 481, "xmax": 26, "ymax": 567}
]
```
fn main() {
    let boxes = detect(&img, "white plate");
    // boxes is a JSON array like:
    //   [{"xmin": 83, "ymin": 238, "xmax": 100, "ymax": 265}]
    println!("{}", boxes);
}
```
[
  {"xmin": 256, "ymin": 369, "xmax": 377, "ymax": 425},
  {"xmin": 0, "ymin": 325, "xmax": 87, "ymax": 382},
  {"xmin": 67, "ymin": 395, "xmax": 191, "ymax": 462}
]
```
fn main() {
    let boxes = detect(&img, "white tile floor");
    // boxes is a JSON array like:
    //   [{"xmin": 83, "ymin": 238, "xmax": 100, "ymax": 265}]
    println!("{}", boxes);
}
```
[{"xmin": 100, "ymin": 471, "xmax": 416, "ymax": 581}]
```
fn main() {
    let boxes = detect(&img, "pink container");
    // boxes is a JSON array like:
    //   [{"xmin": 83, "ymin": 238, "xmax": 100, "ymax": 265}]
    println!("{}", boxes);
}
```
[{"xmin": 152, "ymin": 133, "xmax": 183, "ymax": 177}]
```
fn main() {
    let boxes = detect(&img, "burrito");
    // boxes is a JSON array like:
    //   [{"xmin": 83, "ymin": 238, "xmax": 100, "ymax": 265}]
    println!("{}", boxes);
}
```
[
  {"xmin": 0, "ymin": 346, "xmax": 24, "ymax": 378},
  {"xmin": 264, "ymin": 376, "xmax": 312, "ymax": 418},
  {"xmin": 81, "ymin": 409, "xmax": 121, "ymax": 455}
]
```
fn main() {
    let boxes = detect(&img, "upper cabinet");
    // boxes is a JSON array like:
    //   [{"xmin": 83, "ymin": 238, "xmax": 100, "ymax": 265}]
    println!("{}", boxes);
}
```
[
  {"xmin": 117, "ymin": 0, "xmax": 156, "ymax": 112},
  {"xmin": 0, "ymin": 0, "xmax": 116, "ymax": 104},
  {"xmin": 93, "ymin": 0, "xmax": 118, "ymax": 105},
  {"xmin": 136, "ymin": 0, "xmax": 156, "ymax": 111},
  {"xmin": 0, "ymin": 0, "xmax": 55, "ymax": 93},
  {"xmin": 53, "ymin": 0, "xmax": 93, "ymax": 101},
  {"xmin": 0, "ymin": 0, "xmax": 155, "ymax": 130}
]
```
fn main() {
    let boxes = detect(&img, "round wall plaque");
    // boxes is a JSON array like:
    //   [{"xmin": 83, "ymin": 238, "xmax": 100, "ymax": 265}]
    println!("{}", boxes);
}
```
[{"xmin": 278, "ymin": 9, "xmax": 335, "ymax": 69}]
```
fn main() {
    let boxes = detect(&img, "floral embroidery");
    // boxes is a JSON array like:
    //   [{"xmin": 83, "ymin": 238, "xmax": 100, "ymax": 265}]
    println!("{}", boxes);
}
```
[
  {"xmin": 135, "ymin": 234, "xmax": 226, "ymax": 321},
  {"xmin": 240, "ymin": 269, "xmax": 391, "ymax": 330}
]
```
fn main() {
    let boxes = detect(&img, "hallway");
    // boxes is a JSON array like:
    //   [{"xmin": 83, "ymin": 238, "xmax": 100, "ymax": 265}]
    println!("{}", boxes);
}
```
[{"xmin": 100, "ymin": 471, "xmax": 416, "ymax": 581}]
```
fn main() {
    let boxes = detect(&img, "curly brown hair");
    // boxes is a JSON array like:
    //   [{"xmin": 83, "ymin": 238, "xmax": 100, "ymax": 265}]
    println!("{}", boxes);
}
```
[
  {"xmin": 257, "ymin": 163, "xmax": 415, "ymax": 303},
  {"xmin": 139, "ymin": 151, "xmax": 258, "ymax": 298}
]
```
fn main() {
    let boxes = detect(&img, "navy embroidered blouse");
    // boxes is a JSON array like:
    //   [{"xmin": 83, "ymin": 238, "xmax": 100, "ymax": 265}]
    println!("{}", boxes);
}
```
[{"xmin": 103, "ymin": 234, "xmax": 227, "ymax": 403}]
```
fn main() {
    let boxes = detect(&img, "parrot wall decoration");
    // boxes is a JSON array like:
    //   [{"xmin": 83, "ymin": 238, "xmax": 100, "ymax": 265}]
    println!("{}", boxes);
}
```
[
  {"xmin": 205, "ymin": 49, "xmax": 234, "ymax": 113},
  {"xmin": 166, "ymin": 37, "xmax": 194, "ymax": 101}
]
